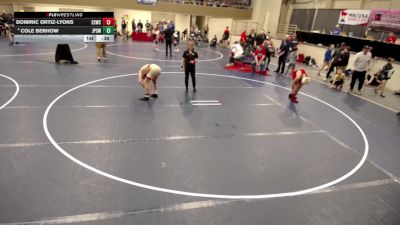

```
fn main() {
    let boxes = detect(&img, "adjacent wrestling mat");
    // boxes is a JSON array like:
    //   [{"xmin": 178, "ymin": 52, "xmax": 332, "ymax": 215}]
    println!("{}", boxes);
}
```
[{"xmin": 0, "ymin": 40, "xmax": 399, "ymax": 225}]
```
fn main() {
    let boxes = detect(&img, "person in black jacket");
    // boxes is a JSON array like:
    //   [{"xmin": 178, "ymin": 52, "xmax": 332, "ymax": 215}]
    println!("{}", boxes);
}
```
[
  {"xmin": 275, "ymin": 36, "xmax": 290, "ymax": 74},
  {"xmin": 181, "ymin": 41, "xmax": 199, "ymax": 93},
  {"xmin": 164, "ymin": 28, "xmax": 173, "ymax": 57},
  {"xmin": 255, "ymin": 30, "xmax": 266, "ymax": 46},
  {"xmin": 121, "ymin": 19, "xmax": 127, "ymax": 40},
  {"xmin": 137, "ymin": 20, "xmax": 143, "ymax": 33},
  {"xmin": 210, "ymin": 35, "xmax": 217, "ymax": 47},
  {"xmin": 246, "ymin": 29, "xmax": 256, "ymax": 54},
  {"xmin": 131, "ymin": 19, "xmax": 136, "ymax": 33},
  {"xmin": 375, "ymin": 57, "xmax": 394, "ymax": 97},
  {"xmin": 288, "ymin": 33, "xmax": 298, "ymax": 50},
  {"xmin": 325, "ymin": 42, "xmax": 346, "ymax": 80},
  {"xmin": 338, "ymin": 46, "xmax": 350, "ymax": 71}
]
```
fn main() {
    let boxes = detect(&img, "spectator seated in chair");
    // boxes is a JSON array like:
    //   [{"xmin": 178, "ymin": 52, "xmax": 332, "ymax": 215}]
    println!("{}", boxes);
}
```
[{"xmin": 226, "ymin": 41, "xmax": 244, "ymax": 66}]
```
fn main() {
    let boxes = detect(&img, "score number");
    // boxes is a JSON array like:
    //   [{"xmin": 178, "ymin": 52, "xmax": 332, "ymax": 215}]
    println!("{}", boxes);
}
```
[
  {"xmin": 102, "ymin": 26, "xmax": 114, "ymax": 34},
  {"xmin": 102, "ymin": 18, "xmax": 115, "ymax": 26}
]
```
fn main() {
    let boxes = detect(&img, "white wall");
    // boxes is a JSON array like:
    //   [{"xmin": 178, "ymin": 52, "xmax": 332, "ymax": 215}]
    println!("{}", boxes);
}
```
[
  {"xmin": 364, "ymin": 1, "xmax": 392, "ymax": 9},
  {"xmin": 151, "ymin": 12, "xmax": 175, "ymax": 24},
  {"xmin": 391, "ymin": 0, "xmax": 400, "ymax": 9},
  {"xmin": 249, "ymin": 0, "xmax": 282, "ymax": 33},
  {"xmin": 0, "ymin": 3, "xmax": 13, "ymax": 13},
  {"xmin": 295, "ymin": 43, "xmax": 400, "ymax": 91},
  {"xmin": 114, "ymin": 9, "xmax": 151, "ymax": 30},
  {"xmin": 208, "ymin": 17, "xmax": 233, "ymax": 41},
  {"xmin": 175, "ymin": 14, "xmax": 190, "ymax": 33},
  {"xmin": 332, "ymin": 0, "xmax": 362, "ymax": 8}
]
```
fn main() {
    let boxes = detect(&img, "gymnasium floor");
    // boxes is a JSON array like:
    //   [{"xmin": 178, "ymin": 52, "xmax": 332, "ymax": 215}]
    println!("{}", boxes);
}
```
[{"xmin": 0, "ymin": 39, "xmax": 399, "ymax": 225}]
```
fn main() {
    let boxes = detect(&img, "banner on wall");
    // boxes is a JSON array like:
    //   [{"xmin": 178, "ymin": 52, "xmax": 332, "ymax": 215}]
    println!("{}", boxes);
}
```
[
  {"xmin": 369, "ymin": 9, "xmax": 400, "ymax": 32},
  {"xmin": 138, "ymin": 0, "xmax": 157, "ymax": 4},
  {"xmin": 338, "ymin": 9, "xmax": 371, "ymax": 25}
]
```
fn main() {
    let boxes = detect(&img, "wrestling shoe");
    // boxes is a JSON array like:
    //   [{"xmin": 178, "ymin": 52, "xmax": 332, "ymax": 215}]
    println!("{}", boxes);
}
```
[{"xmin": 139, "ymin": 96, "xmax": 150, "ymax": 101}]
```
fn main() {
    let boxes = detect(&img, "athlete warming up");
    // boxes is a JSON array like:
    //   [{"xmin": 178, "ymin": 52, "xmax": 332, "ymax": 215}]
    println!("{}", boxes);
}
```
[
  {"xmin": 138, "ymin": 64, "xmax": 162, "ymax": 101},
  {"xmin": 289, "ymin": 69, "xmax": 310, "ymax": 104}
]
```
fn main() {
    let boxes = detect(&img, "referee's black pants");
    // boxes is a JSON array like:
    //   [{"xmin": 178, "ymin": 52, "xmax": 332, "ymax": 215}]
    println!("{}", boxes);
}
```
[
  {"xmin": 185, "ymin": 65, "xmax": 196, "ymax": 88},
  {"xmin": 350, "ymin": 70, "xmax": 367, "ymax": 91},
  {"xmin": 276, "ymin": 54, "xmax": 287, "ymax": 73},
  {"xmin": 166, "ymin": 40, "xmax": 172, "ymax": 56}
]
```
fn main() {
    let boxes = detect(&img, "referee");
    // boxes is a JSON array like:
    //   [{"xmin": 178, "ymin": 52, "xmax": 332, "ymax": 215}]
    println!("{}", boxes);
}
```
[{"xmin": 181, "ymin": 41, "xmax": 199, "ymax": 93}]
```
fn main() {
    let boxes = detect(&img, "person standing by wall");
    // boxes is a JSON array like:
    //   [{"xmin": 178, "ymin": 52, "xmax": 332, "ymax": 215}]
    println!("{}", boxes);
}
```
[
  {"xmin": 245, "ymin": 29, "xmax": 256, "ymax": 54},
  {"xmin": 275, "ymin": 35, "xmax": 290, "ymax": 74},
  {"xmin": 240, "ymin": 30, "xmax": 247, "ymax": 47},
  {"xmin": 181, "ymin": 41, "xmax": 199, "ymax": 93},
  {"xmin": 338, "ymin": 46, "xmax": 350, "ymax": 72},
  {"xmin": 287, "ymin": 33, "xmax": 298, "ymax": 52},
  {"xmin": 317, "ymin": 44, "xmax": 334, "ymax": 76},
  {"xmin": 264, "ymin": 37, "xmax": 274, "ymax": 71},
  {"xmin": 5, "ymin": 15, "xmax": 14, "ymax": 46},
  {"xmin": 168, "ymin": 20, "xmax": 175, "ymax": 33},
  {"xmin": 121, "ymin": 18, "xmax": 127, "ymax": 40},
  {"xmin": 182, "ymin": 28, "xmax": 188, "ymax": 41},
  {"xmin": 204, "ymin": 24, "xmax": 209, "ymax": 39},
  {"xmin": 114, "ymin": 19, "xmax": 117, "ymax": 39},
  {"xmin": 164, "ymin": 28, "xmax": 173, "ymax": 57},
  {"xmin": 131, "ymin": 19, "xmax": 136, "ymax": 33},
  {"xmin": 255, "ymin": 29, "xmax": 266, "ymax": 46},
  {"xmin": 0, "ymin": 13, "xmax": 5, "ymax": 36},
  {"xmin": 285, "ymin": 47, "xmax": 298, "ymax": 75},
  {"xmin": 222, "ymin": 26, "xmax": 230, "ymax": 47},
  {"xmin": 325, "ymin": 42, "xmax": 346, "ymax": 81},
  {"xmin": 349, "ymin": 45, "xmax": 372, "ymax": 95},
  {"xmin": 137, "ymin": 20, "xmax": 143, "ymax": 33},
  {"xmin": 152, "ymin": 27, "xmax": 160, "ymax": 51},
  {"xmin": 145, "ymin": 20, "xmax": 151, "ymax": 35}
]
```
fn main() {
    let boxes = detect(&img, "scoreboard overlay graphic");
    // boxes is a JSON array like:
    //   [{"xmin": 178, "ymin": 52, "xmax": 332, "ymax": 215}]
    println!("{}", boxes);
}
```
[{"xmin": 13, "ymin": 12, "xmax": 115, "ymax": 43}]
